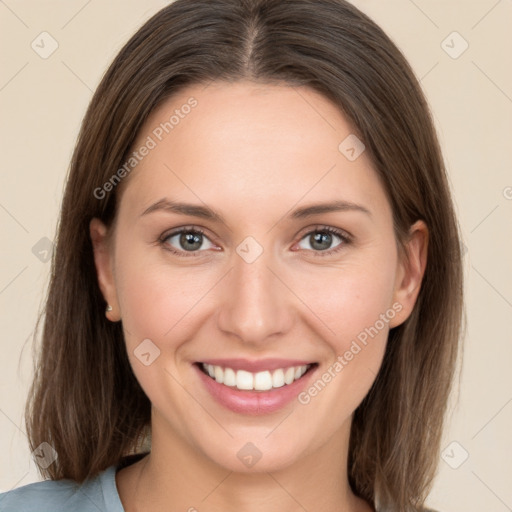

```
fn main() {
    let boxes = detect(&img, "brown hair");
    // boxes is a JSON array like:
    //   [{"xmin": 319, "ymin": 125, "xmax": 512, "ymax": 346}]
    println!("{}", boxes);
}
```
[{"xmin": 25, "ymin": 0, "xmax": 464, "ymax": 509}]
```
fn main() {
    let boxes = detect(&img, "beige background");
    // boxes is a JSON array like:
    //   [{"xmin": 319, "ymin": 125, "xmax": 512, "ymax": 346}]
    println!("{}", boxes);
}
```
[{"xmin": 1, "ymin": 0, "xmax": 511, "ymax": 510}]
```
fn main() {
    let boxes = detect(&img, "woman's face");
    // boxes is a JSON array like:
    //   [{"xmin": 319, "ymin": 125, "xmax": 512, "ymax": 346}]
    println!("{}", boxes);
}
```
[{"xmin": 91, "ymin": 80, "xmax": 426, "ymax": 473}]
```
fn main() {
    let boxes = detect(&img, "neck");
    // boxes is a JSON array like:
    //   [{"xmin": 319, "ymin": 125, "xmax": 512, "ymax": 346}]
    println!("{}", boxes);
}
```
[{"xmin": 117, "ymin": 410, "xmax": 373, "ymax": 512}]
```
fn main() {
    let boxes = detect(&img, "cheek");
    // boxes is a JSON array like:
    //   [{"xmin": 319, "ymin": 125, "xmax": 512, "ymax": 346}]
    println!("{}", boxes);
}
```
[
  {"xmin": 113, "ymin": 244, "xmax": 215, "ymax": 355},
  {"xmin": 290, "ymin": 257, "xmax": 396, "ymax": 410},
  {"xmin": 294, "ymin": 287, "xmax": 393, "ymax": 434},
  {"xmin": 117, "ymin": 268, "xmax": 177, "ymax": 341},
  {"xmin": 291, "ymin": 259, "xmax": 397, "ymax": 347},
  {"xmin": 113, "ymin": 256, "xmax": 211, "ymax": 419}
]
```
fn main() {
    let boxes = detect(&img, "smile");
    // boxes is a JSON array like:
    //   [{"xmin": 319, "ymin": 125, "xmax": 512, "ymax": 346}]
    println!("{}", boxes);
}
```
[
  {"xmin": 194, "ymin": 359, "xmax": 318, "ymax": 415},
  {"xmin": 200, "ymin": 362, "xmax": 313, "ymax": 391}
]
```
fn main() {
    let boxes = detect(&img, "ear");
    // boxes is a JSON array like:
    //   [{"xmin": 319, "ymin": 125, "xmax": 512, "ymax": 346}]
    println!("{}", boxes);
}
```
[
  {"xmin": 89, "ymin": 218, "xmax": 121, "ymax": 321},
  {"xmin": 388, "ymin": 220, "xmax": 429, "ymax": 328}
]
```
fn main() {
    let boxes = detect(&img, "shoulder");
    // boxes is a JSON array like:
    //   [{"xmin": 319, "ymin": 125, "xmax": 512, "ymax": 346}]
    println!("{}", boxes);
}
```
[
  {"xmin": 0, "ymin": 465, "xmax": 122, "ymax": 512},
  {"xmin": 0, "ymin": 478, "xmax": 80, "ymax": 512}
]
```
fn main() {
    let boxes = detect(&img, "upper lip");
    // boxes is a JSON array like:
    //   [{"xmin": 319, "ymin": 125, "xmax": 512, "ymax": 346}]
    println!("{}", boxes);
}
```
[{"xmin": 198, "ymin": 358, "xmax": 315, "ymax": 372}]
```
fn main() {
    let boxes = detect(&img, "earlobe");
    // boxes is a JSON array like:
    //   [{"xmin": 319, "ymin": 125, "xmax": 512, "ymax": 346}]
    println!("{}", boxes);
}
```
[
  {"xmin": 89, "ymin": 218, "xmax": 121, "ymax": 321},
  {"xmin": 389, "ymin": 220, "xmax": 429, "ymax": 328}
]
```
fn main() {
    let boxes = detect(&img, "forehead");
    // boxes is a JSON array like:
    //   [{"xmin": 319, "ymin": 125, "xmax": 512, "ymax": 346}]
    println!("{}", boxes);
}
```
[{"xmin": 118, "ymin": 80, "xmax": 390, "ymax": 223}]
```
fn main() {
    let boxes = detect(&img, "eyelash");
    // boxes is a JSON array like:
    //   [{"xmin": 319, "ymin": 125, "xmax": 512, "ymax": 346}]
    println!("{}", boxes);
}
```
[{"xmin": 158, "ymin": 225, "xmax": 352, "ymax": 258}]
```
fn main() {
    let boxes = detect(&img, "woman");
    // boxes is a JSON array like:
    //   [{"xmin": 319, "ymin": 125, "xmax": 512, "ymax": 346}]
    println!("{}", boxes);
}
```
[{"xmin": 0, "ymin": 0, "xmax": 464, "ymax": 510}]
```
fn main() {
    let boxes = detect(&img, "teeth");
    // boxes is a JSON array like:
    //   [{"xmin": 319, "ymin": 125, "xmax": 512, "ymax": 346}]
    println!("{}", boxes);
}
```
[
  {"xmin": 284, "ymin": 367, "xmax": 295, "ymax": 385},
  {"xmin": 201, "ymin": 363, "xmax": 311, "ymax": 391},
  {"xmin": 236, "ymin": 370, "xmax": 254, "ymax": 390},
  {"xmin": 272, "ymin": 368, "xmax": 285, "ymax": 388},
  {"xmin": 214, "ymin": 365, "xmax": 224, "ymax": 384},
  {"xmin": 254, "ymin": 371, "xmax": 272, "ymax": 391},
  {"xmin": 223, "ymin": 367, "xmax": 236, "ymax": 387}
]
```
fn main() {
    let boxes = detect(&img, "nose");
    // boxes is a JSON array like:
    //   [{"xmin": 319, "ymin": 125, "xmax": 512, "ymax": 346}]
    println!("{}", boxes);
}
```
[{"xmin": 216, "ymin": 247, "xmax": 294, "ymax": 346}]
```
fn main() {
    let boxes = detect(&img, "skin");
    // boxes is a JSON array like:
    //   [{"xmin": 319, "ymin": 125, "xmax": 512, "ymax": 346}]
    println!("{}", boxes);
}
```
[{"xmin": 90, "ymin": 80, "xmax": 428, "ymax": 512}]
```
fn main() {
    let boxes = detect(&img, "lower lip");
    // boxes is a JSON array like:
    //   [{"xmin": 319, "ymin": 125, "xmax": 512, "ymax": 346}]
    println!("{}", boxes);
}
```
[{"xmin": 194, "ymin": 364, "xmax": 317, "ymax": 415}]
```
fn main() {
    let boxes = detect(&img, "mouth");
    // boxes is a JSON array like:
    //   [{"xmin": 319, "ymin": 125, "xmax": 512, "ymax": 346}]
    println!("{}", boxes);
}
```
[
  {"xmin": 196, "ymin": 361, "xmax": 317, "ymax": 392},
  {"xmin": 193, "ymin": 359, "xmax": 318, "ymax": 415}
]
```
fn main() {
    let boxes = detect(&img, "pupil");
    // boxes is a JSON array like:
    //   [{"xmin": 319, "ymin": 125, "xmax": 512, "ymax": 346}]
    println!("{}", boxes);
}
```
[
  {"xmin": 311, "ymin": 232, "xmax": 331, "ymax": 251},
  {"xmin": 180, "ymin": 232, "xmax": 202, "ymax": 251}
]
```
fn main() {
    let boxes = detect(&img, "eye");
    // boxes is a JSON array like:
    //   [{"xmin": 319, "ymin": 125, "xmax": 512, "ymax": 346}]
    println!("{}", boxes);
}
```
[
  {"xmin": 296, "ymin": 226, "xmax": 351, "ymax": 256},
  {"xmin": 161, "ymin": 227, "xmax": 216, "ymax": 256},
  {"xmin": 159, "ymin": 225, "xmax": 351, "ymax": 258}
]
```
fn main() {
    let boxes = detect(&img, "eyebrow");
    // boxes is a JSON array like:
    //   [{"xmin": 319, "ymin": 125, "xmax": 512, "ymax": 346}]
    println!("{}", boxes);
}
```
[{"xmin": 140, "ymin": 198, "xmax": 372, "ymax": 222}]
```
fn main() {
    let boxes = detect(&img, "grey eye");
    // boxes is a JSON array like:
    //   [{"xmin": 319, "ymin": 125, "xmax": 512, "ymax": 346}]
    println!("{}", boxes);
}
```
[
  {"xmin": 165, "ymin": 230, "xmax": 214, "ymax": 252},
  {"xmin": 298, "ymin": 231, "xmax": 343, "ymax": 251}
]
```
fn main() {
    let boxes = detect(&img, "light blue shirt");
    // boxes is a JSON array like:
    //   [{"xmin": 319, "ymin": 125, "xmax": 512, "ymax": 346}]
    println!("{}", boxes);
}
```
[
  {"xmin": 0, "ymin": 456, "xmax": 441, "ymax": 511},
  {"xmin": 0, "ymin": 464, "xmax": 124, "ymax": 512}
]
